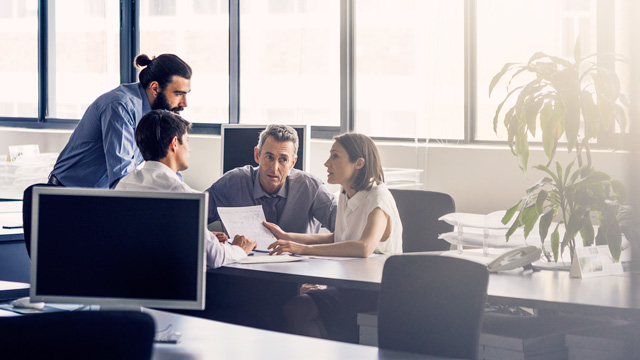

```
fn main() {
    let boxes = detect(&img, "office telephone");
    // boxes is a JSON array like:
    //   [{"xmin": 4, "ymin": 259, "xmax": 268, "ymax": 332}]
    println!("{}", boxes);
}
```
[{"xmin": 487, "ymin": 246, "xmax": 541, "ymax": 272}]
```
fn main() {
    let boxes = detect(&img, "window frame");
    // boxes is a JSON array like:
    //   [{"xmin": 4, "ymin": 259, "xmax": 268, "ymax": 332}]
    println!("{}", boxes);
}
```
[{"xmin": 0, "ymin": 0, "xmax": 628, "ymax": 145}]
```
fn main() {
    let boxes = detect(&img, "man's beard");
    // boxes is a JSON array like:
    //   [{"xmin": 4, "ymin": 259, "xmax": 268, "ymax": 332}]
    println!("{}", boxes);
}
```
[{"xmin": 152, "ymin": 91, "xmax": 184, "ymax": 113}]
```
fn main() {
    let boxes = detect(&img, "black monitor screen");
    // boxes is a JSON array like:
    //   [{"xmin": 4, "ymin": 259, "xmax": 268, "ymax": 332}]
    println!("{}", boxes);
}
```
[
  {"xmin": 30, "ymin": 188, "xmax": 205, "ymax": 310},
  {"xmin": 221, "ymin": 125, "xmax": 308, "ymax": 174}
]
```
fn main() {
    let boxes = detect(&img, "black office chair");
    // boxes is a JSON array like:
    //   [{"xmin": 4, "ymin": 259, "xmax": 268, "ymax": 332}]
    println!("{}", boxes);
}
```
[
  {"xmin": 389, "ymin": 188, "xmax": 455, "ymax": 252},
  {"xmin": 0, "ymin": 310, "xmax": 156, "ymax": 359},
  {"xmin": 22, "ymin": 183, "xmax": 54, "ymax": 257},
  {"xmin": 378, "ymin": 254, "xmax": 489, "ymax": 359}
]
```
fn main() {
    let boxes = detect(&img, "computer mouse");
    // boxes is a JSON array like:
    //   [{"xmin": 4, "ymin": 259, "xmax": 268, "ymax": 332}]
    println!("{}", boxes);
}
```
[{"xmin": 11, "ymin": 297, "xmax": 45, "ymax": 310}]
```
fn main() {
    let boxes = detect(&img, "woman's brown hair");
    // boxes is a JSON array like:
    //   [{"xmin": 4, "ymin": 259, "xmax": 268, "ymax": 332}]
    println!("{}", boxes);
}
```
[{"xmin": 334, "ymin": 132, "xmax": 384, "ymax": 192}]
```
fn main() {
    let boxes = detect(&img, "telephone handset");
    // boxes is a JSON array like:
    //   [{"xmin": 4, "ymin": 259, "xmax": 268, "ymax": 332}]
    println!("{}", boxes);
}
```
[{"xmin": 487, "ymin": 246, "xmax": 541, "ymax": 272}]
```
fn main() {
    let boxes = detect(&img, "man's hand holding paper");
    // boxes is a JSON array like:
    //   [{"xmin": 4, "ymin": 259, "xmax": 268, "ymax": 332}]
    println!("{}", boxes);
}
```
[{"xmin": 217, "ymin": 205, "xmax": 278, "ymax": 252}]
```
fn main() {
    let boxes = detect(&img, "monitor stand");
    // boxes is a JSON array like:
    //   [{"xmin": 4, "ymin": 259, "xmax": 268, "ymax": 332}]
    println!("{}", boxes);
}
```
[{"xmin": 98, "ymin": 304, "xmax": 143, "ymax": 312}]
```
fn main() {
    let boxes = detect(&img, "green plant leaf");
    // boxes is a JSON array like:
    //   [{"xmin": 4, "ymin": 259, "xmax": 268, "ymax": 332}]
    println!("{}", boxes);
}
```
[
  {"xmin": 580, "ymin": 90, "xmax": 600, "ymax": 139},
  {"xmin": 534, "ymin": 164, "xmax": 559, "ymax": 184},
  {"xmin": 619, "ymin": 92, "xmax": 629, "ymax": 108},
  {"xmin": 493, "ymin": 85, "xmax": 525, "ymax": 134},
  {"xmin": 527, "ymin": 51, "xmax": 572, "ymax": 68},
  {"xmin": 521, "ymin": 205, "xmax": 540, "ymax": 238},
  {"xmin": 614, "ymin": 103, "xmax": 628, "ymax": 134},
  {"xmin": 525, "ymin": 98, "xmax": 544, "ymax": 137},
  {"xmin": 527, "ymin": 52, "xmax": 551, "ymax": 65},
  {"xmin": 555, "ymin": 162, "xmax": 564, "ymax": 190},
  {"xmin": 574, "ymin": 171, "xmax": 611, "ymax": 186},
  {"xmin": 502, "ymin": 200, "xmax": 522, "ymax": 225},
  {"xmin": 565, "ymin": 209, "xmax": 585, "ymax": 245},
  {"xmin": 607, "ymin": 221, "xmax": 622, "ymax": 262},
  {"xmin": 489, "ymin": 62, "xmax": 517, "ymax": 97},
  {"xmin": 535, "ymin": 190, "xmax": 548, "ymax": 214},
  {"xmin": 563, "ymin": 160, "xmax": 575, "ymax": 186},
  {"xmin": 568, "ymin": 164, "xmax": 587, "ymax": 185},
  {"xmin": 539, "ymin": 209, "xmax": 555, "ymax": 242},
  {"xmin": 506, "ymin": 67, "xmax": 530, "ymax": 94},
  {"xmin": 551, "ymin": 224, "xmax": 560, "ymax": 262},
  {"xmin": 505, "ymin": 217, "xmax": 521, "ymax": 242},
  {"xmin": 563, "ymin": 85, "xmax": 581, "ymax": 152},
  {"xmin": 596, "ymin": 91, "xmax": 614, "ymax": 132},
  {"xmin": 539, "ymin": 101, "xmax": 559, "ymax": 160},
  {"xmin": 611, "ymin": 180, "xmax": 627, "ymax": 202},
  {"xmin": 515, "ymin": 126, "xmax": 529, "ymax": 172},
  {"xmin": 579, "ymin": 215, "xmax": 595, "ymax": 246}
]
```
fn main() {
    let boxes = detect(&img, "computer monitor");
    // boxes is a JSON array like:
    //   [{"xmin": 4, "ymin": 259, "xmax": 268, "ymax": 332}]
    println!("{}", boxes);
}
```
[
  {"xmin": 29, "ymin": 187, "xmax": 206, "ymax": 310},
  {"xmin": 220, "ymin": 124, "xmax": 310, "ymax": 175}
]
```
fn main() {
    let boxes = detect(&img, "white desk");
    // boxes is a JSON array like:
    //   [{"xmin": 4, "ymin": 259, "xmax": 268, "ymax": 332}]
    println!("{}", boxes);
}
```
[
  {"xmin": 0, "ymin": 201, "xmax": 23, "ymax": 241},
  {"xmin": 0, "ymin": 302, "xmax": 455, "ymax": 359},
  {"xmin": 0, "ymin": 280, "xmax": 29, "ymax": 301},
  {"xmin": 213, "ymin": 253, "xmax": 640, "ymax": 319},
  {"xmin": 0, "ymin": 205, "xmax": 29, "ymax": 283},
  {"xmin": 148, "ymin": 309, "xmax": 452, "ymax": 359}
]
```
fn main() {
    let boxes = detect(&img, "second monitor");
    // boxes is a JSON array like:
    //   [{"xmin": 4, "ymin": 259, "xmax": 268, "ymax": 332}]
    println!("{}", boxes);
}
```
[{"xmin": 221, "ymin": 124, "xmax": 309, "ymax": 175}]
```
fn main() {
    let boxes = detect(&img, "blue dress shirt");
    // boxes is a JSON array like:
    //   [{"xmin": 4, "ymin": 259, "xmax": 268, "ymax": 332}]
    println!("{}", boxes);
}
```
[
  {"xmin": 205, "ymin": 165, "xmax": 337, "ymax": 233},
  {"xmin": 51, "ymin": 83, "xmax": 151, "ymax": 188}
]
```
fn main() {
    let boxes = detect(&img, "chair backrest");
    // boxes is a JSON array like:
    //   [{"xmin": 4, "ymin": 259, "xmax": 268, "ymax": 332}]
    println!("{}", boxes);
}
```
[
  {"xmin": 378, "ymin": 255, "xmax": 489, "ymax": 359},
  {"xmin": 389, "ymin": 189, "xmax": 455, "ymax": 253},
  {"xmin": 0, "ymin": 310, "xmax": 155, "ymax": 360},
  {"xmin": 22, "ymin": 183, "xmax": 54, "ymax": 257}
]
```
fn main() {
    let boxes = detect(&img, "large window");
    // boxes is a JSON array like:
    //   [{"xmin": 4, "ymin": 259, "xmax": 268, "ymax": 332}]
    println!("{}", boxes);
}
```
[
  {"xmin": 0, "ymin": 0, "xmax": 38, "ymax": 118},
  {"xmin": 48, "ymin": 1, "xmax": 120, "ymax": 119},
  {"xmin": 140, "ymin": 0, "xmax": 230, "ymax": 124},
  {"xmin": 476, "ymin": 0, "xmax": 630, "ymax": 141},
  {"xmin": 239, "ymin": 0, "xmax": 340, "ymax": 126},
  {"xmin": 354, "ymin": 0, "xmax": 465, "ymax": 140},
  {"xmin": 0, "ymin": 0, "xmax": 633, "ymax": 143}
]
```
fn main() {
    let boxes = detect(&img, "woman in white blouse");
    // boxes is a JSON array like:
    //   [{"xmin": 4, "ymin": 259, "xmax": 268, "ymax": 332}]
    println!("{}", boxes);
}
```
[{"xmin": 264, "ymin": 132, "xmax": 403, "ymax": 342}]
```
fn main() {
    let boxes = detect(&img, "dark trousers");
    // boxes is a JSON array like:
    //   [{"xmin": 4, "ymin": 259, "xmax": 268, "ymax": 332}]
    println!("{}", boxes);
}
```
[{"xmin": 168, "ymin": 272, "xmax": 299, "ymax": 332}]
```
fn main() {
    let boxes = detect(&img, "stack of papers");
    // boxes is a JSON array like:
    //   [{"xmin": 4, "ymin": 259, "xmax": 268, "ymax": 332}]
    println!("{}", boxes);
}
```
[{"xmin": 438, "ymin": 211, "xmax": 542, "ymax": 248}]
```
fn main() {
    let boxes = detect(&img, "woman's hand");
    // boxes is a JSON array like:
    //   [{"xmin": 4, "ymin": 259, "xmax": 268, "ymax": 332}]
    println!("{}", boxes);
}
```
[
  {"xmin": 263, "ymin": 221, "xmax": 289, "ymax": 240},
  {"xmin": 268, "ymin": 240, "xmax": 307, "ymax": 256}
]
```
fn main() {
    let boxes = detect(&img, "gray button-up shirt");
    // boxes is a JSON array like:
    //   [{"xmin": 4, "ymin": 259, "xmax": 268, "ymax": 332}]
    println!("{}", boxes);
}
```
[{"xmin": 205, "ymin": 165, "xmax": 337, "ymax": 233}]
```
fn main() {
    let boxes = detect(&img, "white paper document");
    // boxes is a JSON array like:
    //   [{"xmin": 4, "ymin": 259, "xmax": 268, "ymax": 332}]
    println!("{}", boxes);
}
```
[
  {"xmin": 237, "ymin": 254, "xmax": 303, "ymax": 264},
  {"xmin": 217, "ymin": 205, "xmax": 277, "ymax": 251}
]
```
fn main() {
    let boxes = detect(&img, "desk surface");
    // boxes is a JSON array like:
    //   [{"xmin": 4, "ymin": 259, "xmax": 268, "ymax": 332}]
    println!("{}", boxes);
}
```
[
  {"xmin": 217, "ymin": 255, "xmax": 387, "ymax": 291},
  {"xmin": 147, "ymin": 309, "xmax": 451, "ymax": 359},
  {"xmin": 0, "ymin": 202, "xmax": 23, "ymax": 242},
  {"xmin": 215, "ymin": 253, "xmax": 640, "ymax": 318}
]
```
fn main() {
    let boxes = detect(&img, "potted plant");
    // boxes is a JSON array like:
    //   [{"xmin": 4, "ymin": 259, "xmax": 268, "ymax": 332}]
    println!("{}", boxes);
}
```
[{"xmin": 489, "ymin": 40, "xmax": 629, "ymax": 263}]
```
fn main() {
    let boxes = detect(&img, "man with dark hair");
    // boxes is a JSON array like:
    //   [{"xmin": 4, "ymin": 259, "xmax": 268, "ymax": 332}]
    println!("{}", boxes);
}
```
[
  {"xmin": 205, "ymin": 124, "xmax": 337, "ymax": 234},
  {"xmin": 49, "ymin": 53, "xmax": 192, "ymax": 188},
  {"xmin": 116, "ymin": 110, "xmax": 256, "ymax": 269}
]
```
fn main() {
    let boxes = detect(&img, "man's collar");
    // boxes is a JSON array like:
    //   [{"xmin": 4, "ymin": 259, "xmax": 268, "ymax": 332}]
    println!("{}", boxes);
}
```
[
  {"xmin": 143, "ymin": 161, "xmax": 182, "ymax": 182},
  {"xmin": 139, "ymin": 83, "xmax": 152, "ymax": 116},
  {"xmin": 253, "ymin": 170, "xmax": 289, "ymax": 200}
]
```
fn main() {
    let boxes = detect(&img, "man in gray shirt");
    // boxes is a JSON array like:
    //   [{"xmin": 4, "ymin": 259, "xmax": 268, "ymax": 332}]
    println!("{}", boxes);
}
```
[{"xmin": 205, "ymin": 124, "xmax": 337, "ymax": 233}]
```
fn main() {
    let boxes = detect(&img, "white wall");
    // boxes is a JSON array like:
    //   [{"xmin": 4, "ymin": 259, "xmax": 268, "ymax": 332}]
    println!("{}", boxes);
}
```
[{"xmin": 0, "ymin": 127, "xmax": 630, "ymax": 214}]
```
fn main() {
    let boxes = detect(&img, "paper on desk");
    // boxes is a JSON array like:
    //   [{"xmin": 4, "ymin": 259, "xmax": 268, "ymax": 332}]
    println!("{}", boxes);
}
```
[
  {"xmin": 440, "ymin": 248, "xmax": 502, "ymax": 266},
  {"xmin": 307, "ymin": 253, "xmax": 382, "ymax": 261},
  {"xmin": 217, "ymin": 205, "xmax": 277, "ymax": 251},
  {"xmin": 237, "ymin": 254, "xmax": 303, "ymax": 264}
]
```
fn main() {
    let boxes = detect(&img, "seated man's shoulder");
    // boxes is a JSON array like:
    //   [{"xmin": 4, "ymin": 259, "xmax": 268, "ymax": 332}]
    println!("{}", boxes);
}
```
[
  {"xmin": 288, "ymin": 169, "xmax": 324, "ymax": 190},
  {"xmin": 218, "ymin": 165, "xmax": 254, "ymax": 182},
  {"xmin": 209, "ymin": 166, "xmax": 255, "ymax": 192}
]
